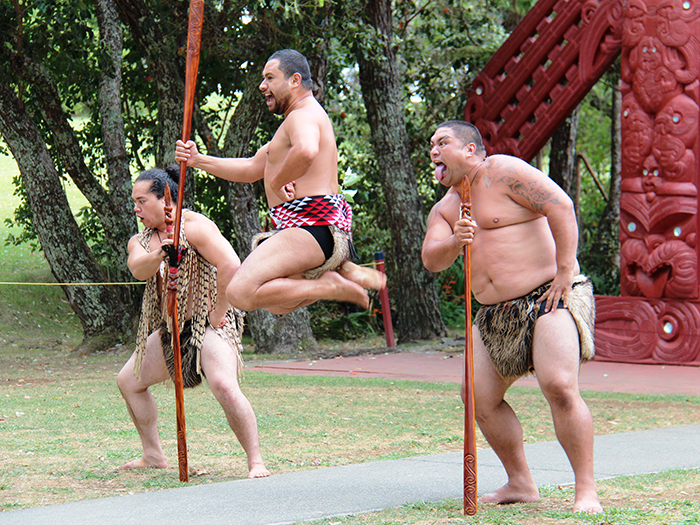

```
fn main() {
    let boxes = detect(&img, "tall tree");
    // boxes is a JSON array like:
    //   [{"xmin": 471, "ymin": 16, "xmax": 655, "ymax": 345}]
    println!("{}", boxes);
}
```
[
  {"xmin": 550, "ymin": 106, "xmax": 581, "ymax": 216},
  {"xmin": 580, "ymin": 68, "xmax": 621, "ymax": 295},
  {"xmin": 355, "ymin": 0, "xmax": 445, "ymax": 342},
  {"xmin": 95, "ymin": 0, "xmax": 138, "ymax": 299},
  {"xmin": 0, "ymin": 82, "xmax": 132, "ymax": 346},
  {"xmin": 0, "ymin": 0, "xmax": 134, "ymax": 348}
]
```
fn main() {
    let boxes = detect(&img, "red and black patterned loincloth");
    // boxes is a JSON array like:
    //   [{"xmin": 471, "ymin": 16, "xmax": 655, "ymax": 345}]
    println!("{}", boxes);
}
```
[
  {"xmin": 269, "ymin": 194, "xmax": 352, "ymax": 232},
  {"xmin": 253, "ymin": 194, "xmax": 356, "ymax": 279}
]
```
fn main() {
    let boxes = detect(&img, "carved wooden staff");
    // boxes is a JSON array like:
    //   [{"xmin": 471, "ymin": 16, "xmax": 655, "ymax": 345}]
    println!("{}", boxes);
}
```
[
  {"xmin": 167, "ymin": 0, "xmax": 205, "ymax": 483},
  {"xmin": 460, "ymin": 175, "xmax": 477, "ymax": 515}
]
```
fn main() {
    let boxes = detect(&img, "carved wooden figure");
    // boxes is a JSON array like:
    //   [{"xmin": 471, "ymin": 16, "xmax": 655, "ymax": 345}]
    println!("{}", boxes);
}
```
[{"xmin": 464, "ymin": 0, "xmax": 700, "ymax": 366}]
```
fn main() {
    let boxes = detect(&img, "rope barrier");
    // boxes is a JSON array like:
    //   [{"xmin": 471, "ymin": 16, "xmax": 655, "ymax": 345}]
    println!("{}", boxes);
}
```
[
  {"xmin": 0, "ymin": 281, "xmax": 145, "ymax": 286},
  {"xmin": 0, "ymin": 262, "xmax": 378, "ymax": 286}
]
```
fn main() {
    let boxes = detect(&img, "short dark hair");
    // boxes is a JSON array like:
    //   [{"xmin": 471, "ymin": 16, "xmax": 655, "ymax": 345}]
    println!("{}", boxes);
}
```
[
  {"xmin": 437, "ymin": 120, "xmax": 486, "ymax": 156},
  {"xmin": 267, "ymin": 49, "xmax": 313, "ymax": 90},
  {"xmin": 135, "ymin": 164, "xmax": 179, "ymax": 199}
]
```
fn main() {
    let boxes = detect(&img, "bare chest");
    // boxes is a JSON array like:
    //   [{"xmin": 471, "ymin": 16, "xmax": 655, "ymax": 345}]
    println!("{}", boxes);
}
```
[
  {"xmin": 466, "ymin": 184, "xmax": 540, "ymax": 230},
  {"xmin": 266, "ymin": 125, "xmax": 291, "ymax": 169}
]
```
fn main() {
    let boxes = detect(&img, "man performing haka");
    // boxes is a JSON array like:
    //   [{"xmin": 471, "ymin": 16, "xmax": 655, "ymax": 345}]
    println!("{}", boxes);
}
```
[
  {"xmin": 117, "ymin": 165, "xmax": 269, "ymax": 478},
  {"xmin": 176, "ymin": 49, "xmax": 385, "ymax": 315},
  {"xmin": 422, "ymin": 120, "xmax": 601, "ymax": 514}
]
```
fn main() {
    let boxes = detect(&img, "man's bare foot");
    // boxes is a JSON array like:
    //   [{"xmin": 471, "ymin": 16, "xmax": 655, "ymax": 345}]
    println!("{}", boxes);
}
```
[
  {"xmin": 573, "ymin": 489, "xmax": 603, "ymax": 514},
  {"xmin": 248, "ymin": 462, "xmax": 271, "ymax": 479},
  {"xmin": 117, "ymin": 456, "xmax": 167, "ymax": 470},
  {"xmin": 339, "ymin": 262, "xmax": 387, "ymax": 290},
  {"xmin": 319, "ymin": 271, "xmax": 369, "ymax": 308},
  {"xmin": 479, "ymin": 482, "xmax": 539, "ymax": 505}
]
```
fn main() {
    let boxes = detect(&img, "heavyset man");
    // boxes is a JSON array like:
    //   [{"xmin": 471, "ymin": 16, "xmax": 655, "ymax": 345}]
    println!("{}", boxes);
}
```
[{"xmin": 422, "ymin": 120, "xmax": 601, "ymax": 514}]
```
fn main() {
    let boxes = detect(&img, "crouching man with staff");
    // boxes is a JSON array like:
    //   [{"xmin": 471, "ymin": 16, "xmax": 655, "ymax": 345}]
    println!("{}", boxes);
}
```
[
  {"xmin": 421, "ymin": 120, "xmax": 601, "ymax": 514},
  {"xmin": 116, "ymin": 165, "xmax": 270, "ymax": 479}
]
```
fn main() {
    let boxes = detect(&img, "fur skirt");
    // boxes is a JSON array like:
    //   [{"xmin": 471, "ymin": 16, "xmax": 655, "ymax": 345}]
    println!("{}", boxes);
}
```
[
  {"xmin": 159, "ymin": 309, "xmax": 245, "ymax": 389},
  {"xmin": 473, "ymin": 275, "xmax": 595, "ymax": 381}
]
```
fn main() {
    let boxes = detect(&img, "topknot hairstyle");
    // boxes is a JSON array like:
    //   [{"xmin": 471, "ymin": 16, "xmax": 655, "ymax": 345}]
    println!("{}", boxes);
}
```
[{"xmin": 134, "ymin": 164, "xmax": 180, "ymax": 199}]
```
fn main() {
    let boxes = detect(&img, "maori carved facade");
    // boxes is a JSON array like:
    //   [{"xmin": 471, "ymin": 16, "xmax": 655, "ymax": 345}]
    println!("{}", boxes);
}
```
[
  {"xmin": 464, "ymin": 0, "xmax": 623, "ymax": 160},
  {"xmin": 464, "ymin": 0, "xmax": 700, "ymax": 364}
]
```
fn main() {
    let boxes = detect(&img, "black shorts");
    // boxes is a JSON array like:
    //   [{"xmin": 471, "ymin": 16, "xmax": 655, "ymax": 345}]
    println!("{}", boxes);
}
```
[{"xmin": 300, "ymin": 225, "xmax": 334, "ymax": 261}]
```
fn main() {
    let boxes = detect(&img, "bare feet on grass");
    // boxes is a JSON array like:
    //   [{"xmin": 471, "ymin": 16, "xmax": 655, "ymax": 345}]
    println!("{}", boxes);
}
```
[
  {"xmin": 117, "ymin": 456, "xmax": 167, "ymax": 470},
  {"xmin": 339, "ymin": 262, "xmax": 386, "ymax": 290},
  {"xmin": 573, "ymin": 488, "xmax": 603, "ymax": 514},
  {"xmin": 248, "ymin": 462, "xmax": 271, "ymax": 479},
  {"xmin": 318, "ymin": 271, "xmax": 369, "ymax": 309},
  {"xmin": 479, "ymin": 481, "xmax": 539, "ymax": 505}
]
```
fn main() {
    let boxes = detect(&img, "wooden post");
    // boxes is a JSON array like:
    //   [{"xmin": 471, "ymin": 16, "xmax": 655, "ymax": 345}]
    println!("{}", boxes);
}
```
[{"xmin": 374, "ymin": 251, "xmax": 395, "ymax": 348}]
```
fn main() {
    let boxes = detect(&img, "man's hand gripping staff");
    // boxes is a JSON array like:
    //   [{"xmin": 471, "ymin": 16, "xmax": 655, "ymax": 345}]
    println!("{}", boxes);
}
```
[
  {"xmin": 162, "ymin": 184, "xmax": 188, "ymax": 315},
  {"xmin": 460, "ymin": 175, "xmax": 478, "ymax": 516}
]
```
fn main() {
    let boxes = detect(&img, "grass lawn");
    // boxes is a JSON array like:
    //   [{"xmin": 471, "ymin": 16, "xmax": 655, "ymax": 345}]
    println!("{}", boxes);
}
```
[
  {"xmin": 0, "ymin": 152, "xmax": 84, "ymax": 348},
  {"xmin": 2, "ymin": 338, "xmax": 700, "ymax": 521}
]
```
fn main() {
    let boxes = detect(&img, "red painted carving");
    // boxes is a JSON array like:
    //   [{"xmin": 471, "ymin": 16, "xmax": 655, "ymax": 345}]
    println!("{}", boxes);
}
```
[
  {"xmin": 596, "ymin": 296, "xmax": 700, "ymax": 364},
  {"xmin": 464, "ymin": 0, "xmax": 700, "ymax": 365},
  {"xmin": 464, "ymin": 0, "xmax": 622, "ymax": 162},
  {"xmin": 618, "ymin": 0, "xmax": 700, "ymax": 306}
]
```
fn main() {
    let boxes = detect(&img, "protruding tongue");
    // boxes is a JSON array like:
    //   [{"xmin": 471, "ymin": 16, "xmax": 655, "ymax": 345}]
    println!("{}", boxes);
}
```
[{"xmin": 434, "ymin": 164, "xmax": 446, "ymax": 182}]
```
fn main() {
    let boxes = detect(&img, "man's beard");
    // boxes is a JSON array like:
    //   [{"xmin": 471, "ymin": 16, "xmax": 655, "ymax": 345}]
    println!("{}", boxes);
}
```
[{"xmin": 270, "ymin": 93, "xmax": 291, "ymax": 115}]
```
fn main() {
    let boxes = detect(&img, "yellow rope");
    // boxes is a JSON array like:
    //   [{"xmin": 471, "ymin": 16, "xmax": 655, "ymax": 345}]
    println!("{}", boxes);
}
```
[
  {"xmin": 0, "ymin": 281, "xmax": 145, "ymax": 286},
  {"xmin": 0, "ymin": 261, "xmax": 381, "ymax": 286}
]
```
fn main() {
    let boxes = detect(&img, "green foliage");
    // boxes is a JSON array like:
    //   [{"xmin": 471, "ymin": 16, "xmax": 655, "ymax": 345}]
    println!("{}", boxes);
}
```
[
  {"xmin": 1, "ymin": 0, "xmax": 627, "ymax": 345},
  {"xmin": 3, "ymin": 175, "xmax": 37, "ymax": 249},
  {"xmin": 573, "ymin": 70, "xmax": 622, "ymax": 296},
  {"xmin": 308, "ymin": 301, "xmax": 379, "ymax": 340},
  {"xmin": 434, "ymin": 255, "xmax": 481, "ymax": 330}
]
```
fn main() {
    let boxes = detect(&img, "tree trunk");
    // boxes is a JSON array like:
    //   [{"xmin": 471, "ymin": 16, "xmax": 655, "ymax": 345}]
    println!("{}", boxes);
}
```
[
  {"xmin": 16, "ymin": 57, "xmax": 136, "ymax": 287},
  {"xmin": 114, "ymin": 0, "xmax": 194, "ymax": 206},
  {"xmin": 0, "ymin": 83, "xmax": 132, "ymax": 345},
  {"xmin": 586, "ymin": 75, "xmax": 621, "ymax": 294},
  {"xmin": 95, "ymin": 0, "xmax": 139, "ymax": 309},
  {"xmin": 309, "ymin": 6, "xmax": 332, "ymax": 107},
  {"xmin": 196, "ymin": 67, "xmax": 317, "ymax": 353},
  {"xmin": 549, "ymin": 105, "xmax": 581, "ymax": 217},
  {"xmin": 356, "ymin": 0, "xmax": 445, "ymax": 342}
]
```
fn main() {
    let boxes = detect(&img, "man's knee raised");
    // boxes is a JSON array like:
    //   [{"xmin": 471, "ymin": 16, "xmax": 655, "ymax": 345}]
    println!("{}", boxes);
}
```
[{"xmin": 226, "ymin": 283, "xmax": 254, "ymax": 311}]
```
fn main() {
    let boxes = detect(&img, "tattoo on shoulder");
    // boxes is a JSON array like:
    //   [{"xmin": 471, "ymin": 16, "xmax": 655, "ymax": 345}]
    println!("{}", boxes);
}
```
[
  {"xmin": 493, "ymin": 167, "xmax": 562, "ymax": 213},
  {"xmin": 427, "ymin": 201, "xmax": 442, "ymax": 223}
]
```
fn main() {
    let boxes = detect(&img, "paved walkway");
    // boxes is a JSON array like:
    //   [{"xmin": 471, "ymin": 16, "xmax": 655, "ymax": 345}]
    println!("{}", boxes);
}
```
[
  {"xmin": 3, "ymin": 353, "xmax": 700, "ymax": 525},
  {"xmin": 248, "ymin": 350, "xmax": 700, "ymax": 397}
]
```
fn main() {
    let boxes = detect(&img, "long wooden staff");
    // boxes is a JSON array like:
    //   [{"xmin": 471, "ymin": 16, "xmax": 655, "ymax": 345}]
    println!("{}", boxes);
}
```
[
  {"xmin": 460, "ymin": 175, "xmax": 477, "ymax": 515},
  {"xmin": 167, "ymin": 0, "xmax": 205, "ymax": 483}
]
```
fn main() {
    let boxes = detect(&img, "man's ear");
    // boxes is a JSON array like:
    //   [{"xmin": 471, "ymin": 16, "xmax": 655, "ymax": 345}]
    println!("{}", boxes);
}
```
[{"xmin": 289, "ymin": 72, "xmax": 302, "ymax": 88}]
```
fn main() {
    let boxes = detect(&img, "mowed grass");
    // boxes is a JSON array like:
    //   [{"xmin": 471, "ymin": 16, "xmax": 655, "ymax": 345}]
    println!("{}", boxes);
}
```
[
  {"xmin": 0, "ymin": 152, "xmax": 83, "ymax": 347},
  {"xmin": 2, "ymin": 339, "xmax": 700, "ymax": 512}
]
